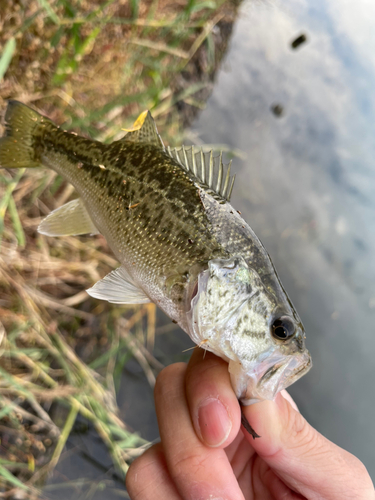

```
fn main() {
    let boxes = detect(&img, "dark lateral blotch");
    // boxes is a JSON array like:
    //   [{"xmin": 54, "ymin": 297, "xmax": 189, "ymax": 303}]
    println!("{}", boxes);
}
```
[{"xmin": 291, "ymin": 33, "xmax": 307, "ymax": 49}]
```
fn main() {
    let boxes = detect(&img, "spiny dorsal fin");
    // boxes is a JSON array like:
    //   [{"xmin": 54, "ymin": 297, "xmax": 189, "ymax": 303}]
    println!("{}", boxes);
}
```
[
  {"xmin": 167, "ymin": 145, "xmax": 235, "ymax": 202},
  {"xmin": 122, "ymin": 110, "xmax": 164, "ymax": 149}
]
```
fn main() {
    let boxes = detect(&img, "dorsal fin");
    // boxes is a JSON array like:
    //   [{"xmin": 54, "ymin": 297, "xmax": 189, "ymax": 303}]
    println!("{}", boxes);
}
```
[
  {"xmin": 122, "ymin": 110, "xmax": 164, "ymax": 149},
  {"xmin": 167, "ymin": 145, "xmax": 235, "ymax": 202}
]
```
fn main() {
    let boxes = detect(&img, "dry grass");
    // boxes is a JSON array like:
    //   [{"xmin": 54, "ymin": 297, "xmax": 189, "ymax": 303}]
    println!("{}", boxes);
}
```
[
  {"xmin": 0, "ymin": 168, "xmax": 160, "ymax": 497},
  {"xmin": 0, "ymin": 0, "xmax": 239, "ymax": 496},
  {"xmin": 0, "ymin": 0, "xmax": 238, "ymax": 139}
]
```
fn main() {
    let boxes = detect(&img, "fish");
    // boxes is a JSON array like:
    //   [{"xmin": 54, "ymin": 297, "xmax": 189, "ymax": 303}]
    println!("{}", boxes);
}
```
[{"xmin": 0, "ymin": 101, "xmax": 312, "ymax": 411}]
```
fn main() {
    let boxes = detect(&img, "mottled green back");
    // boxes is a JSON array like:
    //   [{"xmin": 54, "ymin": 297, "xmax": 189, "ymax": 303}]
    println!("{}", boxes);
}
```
[{"xmin": 33, "ymin": 124, "xmax": 228, "ymax": 295}]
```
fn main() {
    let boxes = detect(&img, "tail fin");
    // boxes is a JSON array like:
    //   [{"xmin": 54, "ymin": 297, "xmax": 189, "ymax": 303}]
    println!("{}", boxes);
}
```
[{"xmin": 0, "ymin": 101, "xmax": 50, "ymax": 169}]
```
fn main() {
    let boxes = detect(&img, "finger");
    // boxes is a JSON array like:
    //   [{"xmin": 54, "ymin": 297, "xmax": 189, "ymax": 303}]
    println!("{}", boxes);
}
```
[
  {"xmin": 126, "ymin": 443, "xmax": 182, "ymax": 500},
  {"xmin": 243, "ymin": 392, "xmax": 375, "ymax": 500},
  {"xmin": 154, "ymin": 362, "xmax": 245, "ymax": 500},
  {"xmin": 279, "ymin": 390, "xmax": 299, "ymax": 412},
  {"xmin": 185, "ymin": 349, "xmax": 242, "ymax": 448}
]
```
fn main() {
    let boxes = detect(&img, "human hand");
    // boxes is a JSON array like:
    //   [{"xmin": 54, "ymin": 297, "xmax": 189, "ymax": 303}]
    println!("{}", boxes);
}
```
[{"xmin": 126, "ymin": 349, "xmax": 374, "ymax": 500}]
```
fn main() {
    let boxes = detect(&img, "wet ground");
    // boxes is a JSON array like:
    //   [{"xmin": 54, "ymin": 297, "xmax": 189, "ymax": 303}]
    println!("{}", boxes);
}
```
[{"xmin": 45, "ymin": 0, "xmax": 375, "ymax": 496}]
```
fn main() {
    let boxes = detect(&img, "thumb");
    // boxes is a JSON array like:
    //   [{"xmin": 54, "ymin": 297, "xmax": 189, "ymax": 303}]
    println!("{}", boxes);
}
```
[{"xmin": 243, "ymin": 392, "xmax": 374, "ymax": 500}]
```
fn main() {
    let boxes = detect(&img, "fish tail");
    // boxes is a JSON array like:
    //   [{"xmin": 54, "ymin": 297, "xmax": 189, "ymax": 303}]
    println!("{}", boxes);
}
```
[{"xmin": 0, "ymin": 101, "xmax": 51, "ymax": 169}]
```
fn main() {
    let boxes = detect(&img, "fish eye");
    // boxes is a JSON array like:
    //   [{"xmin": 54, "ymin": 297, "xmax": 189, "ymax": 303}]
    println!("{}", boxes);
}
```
[{"xmin": 271, "ymin": 316, "xmax": 295, "ymax": 341}]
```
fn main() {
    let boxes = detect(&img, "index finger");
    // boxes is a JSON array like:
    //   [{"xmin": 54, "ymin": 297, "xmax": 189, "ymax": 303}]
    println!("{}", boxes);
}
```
[{"xmin": 242, "ymin": 394, "xmax": 375, "ymax": 499}]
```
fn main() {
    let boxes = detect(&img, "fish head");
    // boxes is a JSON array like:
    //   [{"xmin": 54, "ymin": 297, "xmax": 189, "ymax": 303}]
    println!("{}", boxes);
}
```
[{"xmin": 187, "ymin": 256, "xmax": 312, "ymax": 405}]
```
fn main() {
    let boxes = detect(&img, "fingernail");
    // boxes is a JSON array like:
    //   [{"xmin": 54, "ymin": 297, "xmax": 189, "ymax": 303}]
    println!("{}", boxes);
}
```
[
  {"xmin": 280, "ymin": 390, "xmax": 300, "ymax": 412},
  {"xmin": 197, "ymin": 398, "xmax": 232, "ymax": 447}
]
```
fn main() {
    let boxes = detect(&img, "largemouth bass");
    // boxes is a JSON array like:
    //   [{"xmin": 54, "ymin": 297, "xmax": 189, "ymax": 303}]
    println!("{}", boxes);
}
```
[{"xmin": 0, "ymin": 101, "xmax": 311, "ymax": 406}]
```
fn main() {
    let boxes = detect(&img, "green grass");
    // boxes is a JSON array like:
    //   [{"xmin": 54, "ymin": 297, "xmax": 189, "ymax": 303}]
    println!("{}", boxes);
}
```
[
  {"xmin": 1, "ymin": 0, "xmax": 229, "ymax": 140},
  {"xmin": 0, "ymin": 169, "xmax": 26, "ymax": 249},
  {"xmin": 0, "ymin": 38, "xmax": 16, "ymax": 81}
]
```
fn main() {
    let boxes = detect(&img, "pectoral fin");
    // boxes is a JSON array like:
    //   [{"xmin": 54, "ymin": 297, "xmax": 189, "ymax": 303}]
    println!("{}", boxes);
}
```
[
  {"xmin": 86, "ymin": 266, "xmax": 150, "ymax": 304},
  {"xmin": 38, "ymin": 198, "xmax": 99, "ymax": 236}
]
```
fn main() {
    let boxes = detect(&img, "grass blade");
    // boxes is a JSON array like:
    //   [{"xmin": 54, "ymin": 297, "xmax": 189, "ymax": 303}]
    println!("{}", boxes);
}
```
[
  {"xmin": 37, "ymin": 0, "xmax": 60, "ymax": 25},
  {"xmin": 0, "ymin": 37, "xmax": 16, "ymax": 81},
  {"xmin": 8, "ymin": 195, "xmax": 26, "ymax": 247},
  {"xmin": 0, "ymin": 169, "xmax": 25, "ymax": 248},
  {"xmin": 0, "ymin": 464, "xmax": 29, "ymax": 491}
]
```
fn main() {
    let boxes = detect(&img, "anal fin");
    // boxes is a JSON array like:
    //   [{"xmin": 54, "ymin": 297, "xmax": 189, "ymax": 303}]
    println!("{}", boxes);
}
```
[
  {"xmin": 38, "ymin": 198, "xmax": 99, "ymax": 236},
  {"xmin": 86, "ymin": 266, "xmax": 150, "ymax": 304}
]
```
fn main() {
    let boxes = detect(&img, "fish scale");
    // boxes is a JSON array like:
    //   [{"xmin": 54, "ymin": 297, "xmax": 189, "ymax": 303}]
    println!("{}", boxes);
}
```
[
  {"xmin": 0, "ymin": 101, "xmax": 311, "ymax": 409},
  {"xmin": 41, "ymin": 130, "xmax": 219, "ymax": 276}
]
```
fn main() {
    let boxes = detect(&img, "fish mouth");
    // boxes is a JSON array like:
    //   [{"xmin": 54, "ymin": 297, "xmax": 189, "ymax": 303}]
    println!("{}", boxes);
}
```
[{"xmin": 240, "ymin": 350, "xmax": 312, "ymax": 405}]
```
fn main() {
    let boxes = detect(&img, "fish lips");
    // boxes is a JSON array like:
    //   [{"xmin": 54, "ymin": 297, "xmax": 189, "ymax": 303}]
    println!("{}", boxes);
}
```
[{"xmin": 237, "ymin": 348, "xmax": 312, "ymax": 405}]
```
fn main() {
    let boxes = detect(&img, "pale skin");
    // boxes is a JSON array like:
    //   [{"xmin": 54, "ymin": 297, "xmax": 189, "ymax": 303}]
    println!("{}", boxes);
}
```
[{"xmin": 126, "ymin": 349, "xmax": 375, "ymax": 500}]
